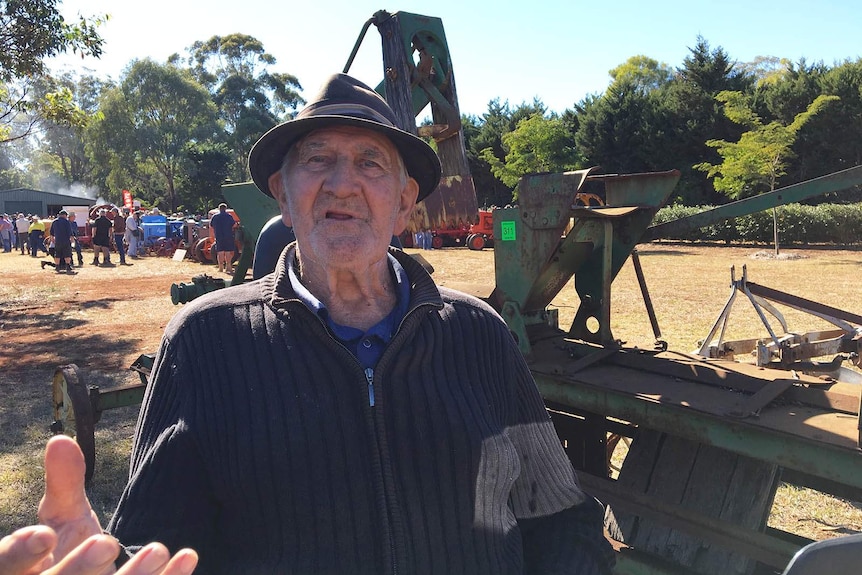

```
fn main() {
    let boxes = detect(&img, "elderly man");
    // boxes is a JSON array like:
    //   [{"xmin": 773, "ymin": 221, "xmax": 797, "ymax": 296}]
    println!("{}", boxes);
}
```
[{"xmin": 1, "ymin": 74, "xmax": 611, "ymax": 575}]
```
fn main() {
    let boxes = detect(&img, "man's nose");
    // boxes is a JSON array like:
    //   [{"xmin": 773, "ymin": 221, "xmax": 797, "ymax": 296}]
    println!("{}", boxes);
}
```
[{"xmin": 324, "ymin": 158, "xmax": 360, "ymax": 195}]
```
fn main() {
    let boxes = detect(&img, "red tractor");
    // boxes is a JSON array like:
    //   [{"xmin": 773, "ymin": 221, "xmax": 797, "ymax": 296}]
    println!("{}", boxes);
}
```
[
  {"xmin": 427, "ymin": 209, "xmax": 494, "ymax": 250},
  {"xmin": 463, "ymin": 210, "xmax": 494, "ymax": 250}
]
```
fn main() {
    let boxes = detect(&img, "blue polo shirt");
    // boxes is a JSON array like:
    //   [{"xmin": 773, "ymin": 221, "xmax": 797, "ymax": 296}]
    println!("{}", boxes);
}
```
[{"xmin": 288, "ymin": 253, "xmax": 411, "ymax": 370}]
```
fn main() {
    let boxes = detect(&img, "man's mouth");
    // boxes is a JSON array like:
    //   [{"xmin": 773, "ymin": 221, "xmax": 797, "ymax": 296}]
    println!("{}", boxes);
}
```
[{"xmin": 325, "ymin": 211, "xmax": 354, "ymax": 220}]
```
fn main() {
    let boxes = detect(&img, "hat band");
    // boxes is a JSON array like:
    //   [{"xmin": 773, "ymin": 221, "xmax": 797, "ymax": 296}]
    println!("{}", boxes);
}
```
[{"xmin": 302, "ymin": 103, "xmax": 395, "ymax": 126}]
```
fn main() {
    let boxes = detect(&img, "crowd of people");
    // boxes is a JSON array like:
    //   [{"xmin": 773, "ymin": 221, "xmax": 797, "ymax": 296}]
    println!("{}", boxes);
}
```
[
  {"xmin": 411, "ymin": 227, "xmax": 435, "ymax": 250},
  {"xmin": 0, "ymin": 208, "xmax": 162, "ymax": 272}
]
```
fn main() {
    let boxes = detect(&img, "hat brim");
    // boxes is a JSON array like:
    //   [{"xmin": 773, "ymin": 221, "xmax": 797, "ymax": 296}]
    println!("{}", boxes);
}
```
[{"xmin": 248, "ymin": 115, "xmax": 441, "ymax": 203}]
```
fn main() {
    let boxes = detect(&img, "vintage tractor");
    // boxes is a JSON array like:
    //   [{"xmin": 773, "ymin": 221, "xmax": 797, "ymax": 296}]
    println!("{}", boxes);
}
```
[{"xmin": 190, "ymin": 207, "xmax": 243, "ymax": 264}]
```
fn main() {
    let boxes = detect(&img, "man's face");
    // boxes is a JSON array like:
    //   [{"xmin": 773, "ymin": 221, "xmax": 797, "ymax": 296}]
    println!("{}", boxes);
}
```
[{"xmin": 268, "ymin": 125, "xmax": 418, "ymax": 270}]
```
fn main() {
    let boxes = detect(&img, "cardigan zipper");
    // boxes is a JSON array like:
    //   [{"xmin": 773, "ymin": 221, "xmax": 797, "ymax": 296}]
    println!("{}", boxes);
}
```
[{"xmin": 365, "ymin": 367, "xmax": 375, "ymax": 406}]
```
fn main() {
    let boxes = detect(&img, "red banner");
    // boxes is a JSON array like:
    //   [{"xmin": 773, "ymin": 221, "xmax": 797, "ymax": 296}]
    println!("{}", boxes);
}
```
[{"xmin": 122, "ymin": 189, "xmax": 133, "ymax": 210}]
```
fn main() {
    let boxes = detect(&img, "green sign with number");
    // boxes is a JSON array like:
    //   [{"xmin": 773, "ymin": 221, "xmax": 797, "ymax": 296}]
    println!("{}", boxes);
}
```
[{"xmin": 500, "ymin": 220, "xmax": 516, "ymax": 241}]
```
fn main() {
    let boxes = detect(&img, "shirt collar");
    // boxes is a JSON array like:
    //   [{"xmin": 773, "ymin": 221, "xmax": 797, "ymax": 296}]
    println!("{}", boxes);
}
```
[{"xmin": 287, "ymin": 252, "xmax": 411, "ymax": 340}]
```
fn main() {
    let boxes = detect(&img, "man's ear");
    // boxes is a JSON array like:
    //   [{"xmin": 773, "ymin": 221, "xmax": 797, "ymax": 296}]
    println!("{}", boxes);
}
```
[
  {"xmin": 394, "ymin": 178, "xmax": 419, "ymax": 233},
  {"xmin": 268, "ymin": 171, "xmax": 292, "ymax": 227}
]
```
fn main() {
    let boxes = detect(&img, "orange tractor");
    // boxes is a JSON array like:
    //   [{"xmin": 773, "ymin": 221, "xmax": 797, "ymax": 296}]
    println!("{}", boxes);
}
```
[{"xmin": 192, "ymin": 208, "xmax": 242, "ymax": 264}]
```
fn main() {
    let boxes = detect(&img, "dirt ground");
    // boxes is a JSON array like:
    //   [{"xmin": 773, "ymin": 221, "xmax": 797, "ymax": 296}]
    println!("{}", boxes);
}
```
[
  {"xmin": 1, "ymin": 243, "xmax": 861, "ymax": 541},
  {"xmin": 0, "ymin": 252, "xmax": 211, "ymax": 373}
]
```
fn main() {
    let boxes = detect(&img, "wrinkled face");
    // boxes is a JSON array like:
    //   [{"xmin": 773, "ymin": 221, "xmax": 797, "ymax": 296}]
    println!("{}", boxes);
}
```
[{"xmin": 268, "ymin": 125, "xmax": 418, "ymax": 271}]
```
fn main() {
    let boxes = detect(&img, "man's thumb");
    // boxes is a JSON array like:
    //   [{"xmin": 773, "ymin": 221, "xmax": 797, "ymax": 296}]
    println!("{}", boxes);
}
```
[{"xmin": 38, "ymin": 435, "xmax": 90, "ymax": 522}]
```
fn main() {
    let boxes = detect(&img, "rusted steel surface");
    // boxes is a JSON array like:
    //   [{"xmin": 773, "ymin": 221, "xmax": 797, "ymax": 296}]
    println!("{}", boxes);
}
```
[
  {"xmin": 745, "ymin": 281, "xmax": 862, "ymax": 326},
  {"xmin": 529, "ymin": 339, "xmax": 862, "ymax": 488},
  {"xmin": 579, "ymin": 473, "xmax": 798, "ymax": 569},
  {"xmin": 408, "ymin": 174, "xmax": 478, "ymax": 232}
]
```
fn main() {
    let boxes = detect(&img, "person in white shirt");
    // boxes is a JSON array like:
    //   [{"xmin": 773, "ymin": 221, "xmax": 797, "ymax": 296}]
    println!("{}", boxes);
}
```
[{"xmin": 125, "ymin": 209, "xmax": 140, "ymax": 258}]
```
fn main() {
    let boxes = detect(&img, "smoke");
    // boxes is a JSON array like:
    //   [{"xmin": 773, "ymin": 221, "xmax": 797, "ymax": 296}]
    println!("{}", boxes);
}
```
[
  {"xmin": 34, "ymin": 172, "xmax": 101, "ymax": 200},
  {"xmin": 53, "ymin": 181, "xmax": 101, "ymax": 200}
]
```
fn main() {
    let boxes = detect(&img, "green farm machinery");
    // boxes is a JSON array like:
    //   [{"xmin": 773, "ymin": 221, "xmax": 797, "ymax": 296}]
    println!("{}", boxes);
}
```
[{"xmin": 49, "ymin": 10, "xmax": 862, "ymax": 574}]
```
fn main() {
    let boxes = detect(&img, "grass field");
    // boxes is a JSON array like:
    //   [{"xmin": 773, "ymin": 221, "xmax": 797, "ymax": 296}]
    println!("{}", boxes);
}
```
[{"xmin": 1, "ymin": 243, "xmax": 861, "ymax": 549}]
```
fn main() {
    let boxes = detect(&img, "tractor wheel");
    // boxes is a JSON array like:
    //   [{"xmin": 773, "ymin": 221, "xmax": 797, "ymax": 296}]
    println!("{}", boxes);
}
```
[
  {"xmin": 467, "ymin": 234, "xmax": 486, "ymax": 251},
  {"xmin": 194, "ymin": 238, "xmax": 210, "ymax": 263},
  {"xmin": 431, "ymin": 235, "xmax": 444, "ymax": 249},
  {"xmin": 51, "ymin": 365, "xmax": 96, "ymax": 484}
]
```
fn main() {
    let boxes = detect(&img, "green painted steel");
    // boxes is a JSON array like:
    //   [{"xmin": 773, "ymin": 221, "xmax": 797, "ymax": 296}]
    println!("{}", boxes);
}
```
[
  {"xmin": 492, "ymin": 170, "xmax": 680, "ymax": 353},
  {"xmin": 93, "ymin": 385, "xmax": 146, "ymax": 412},
  {"xmin": 532, "ymin": 371, "xmax": 862, "ymax": 492},
  {"xmin": 372, "ymin": 12, "xmax": 453, "ymax": 118},
  {"xmin": 221, "ymin": 182, "xmax": 280, "ymax": 286}
]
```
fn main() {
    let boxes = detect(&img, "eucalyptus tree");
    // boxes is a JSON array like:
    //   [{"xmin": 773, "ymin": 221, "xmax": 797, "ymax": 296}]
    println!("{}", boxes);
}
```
[
  {"xmin": 176, "ymin": 33, "xmax": 305, "ymax": 181},
  {"xmin": 29, "ymin": 73, "xmax": 108, "ymax": 185},
  {"xmin": 0, "ymin": 0, "xmax": 105, "ymax": 143},
  {"xmin": 89, "ymin": 59, "xmax": 221, "ymax": 210}
]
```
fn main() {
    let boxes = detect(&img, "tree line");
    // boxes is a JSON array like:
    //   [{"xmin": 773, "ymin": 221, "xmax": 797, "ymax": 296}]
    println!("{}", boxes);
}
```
[
  {"xmin": 464, "ymin": 40, "xmax": 862, "ymax": 209},
  {"xmin": 2, "ymin": 1, "xmax": 862, "ymax": 214}
]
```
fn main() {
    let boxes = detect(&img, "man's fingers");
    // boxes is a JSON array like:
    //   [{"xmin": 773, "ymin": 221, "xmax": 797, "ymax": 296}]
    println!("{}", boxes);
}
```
[
  {"xmin": 116, "ymin": 544, "xmax": 198, "ymax": 575},
  {"xmin": 158, "ymin": 549, "xmax": 198, "ymax": 575},
  {"xmin": 39, "ymin": 436, "xmax": 89, "ymax": 521},
  {"xmin": 40, "ymin": 535, "xmax": 118, "ymax": 575},
  {"xmin": 0, "ymin": 526, "xmax": 56, "ymax": 575}
]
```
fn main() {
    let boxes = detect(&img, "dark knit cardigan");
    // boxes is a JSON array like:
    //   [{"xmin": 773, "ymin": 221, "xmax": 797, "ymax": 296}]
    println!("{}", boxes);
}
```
[{"xmin": 108, "ymin": 246, "xmax": 611, "ymax": 574}]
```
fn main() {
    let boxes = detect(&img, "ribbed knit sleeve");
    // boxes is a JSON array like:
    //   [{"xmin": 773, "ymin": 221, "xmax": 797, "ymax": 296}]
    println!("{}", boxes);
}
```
[
  {"xmin": 504, "ymin": 334, "xmax": 587, "ymax": 518},
  {"xmin": 107, "ymin": 332, "xmax": 220, "ymax": 558}
]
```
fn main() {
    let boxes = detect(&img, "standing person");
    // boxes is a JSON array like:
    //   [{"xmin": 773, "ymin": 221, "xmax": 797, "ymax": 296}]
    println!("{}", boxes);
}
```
[
  {"xmin": 15, "ymin": 213, "xmax": 29, "ymax": 254},
  {"xmin": 91, "ymin": 209, "xmax": 114, "ymax": 266},
  {"xmin": 68, "ymin": 212, "xmax": 84, "ymax": 266},
  {"xmin": 0, "ymin": 214, "xmax": 13, "ymax": 252},
  {"xmin": 125, "ymin": 210, "xmax": 140, "ymax": 258},
  {"xmin": 27, "ymin": 217, "xmax": 45, "ymax": 258},
  {"xmin": 2, "ymin": 74, "xmax": 612, "ymax": 575},
  {"xmin": 111, "ymin": 207, "xmax": 130, "ymax": 265},
  {"xmin": 48, "ymin": 210, "xmax": 74, "ymax": 273},
  {"xmin": 209, "ymin": 202, "xmax": 236, "ymax": 275}
]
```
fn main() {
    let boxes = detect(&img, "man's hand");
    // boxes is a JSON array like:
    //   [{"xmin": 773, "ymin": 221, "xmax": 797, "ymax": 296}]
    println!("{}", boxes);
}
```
[
  {"xmin": 37, "ymin": 436, "xmax": 103, "ymax": 563},
  {"xmin": 0, "ymin": 526, "xmax": 198, "ymax": 575},
  {"xmin": 0, "ymin": 436, "xmax": 198, "ymax": 575}
]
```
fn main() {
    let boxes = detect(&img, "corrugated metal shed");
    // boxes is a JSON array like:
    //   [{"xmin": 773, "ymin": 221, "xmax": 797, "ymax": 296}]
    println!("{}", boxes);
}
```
[{"xmin": 0, "ymin": 188, "xmax": 97, "ymax": 217}]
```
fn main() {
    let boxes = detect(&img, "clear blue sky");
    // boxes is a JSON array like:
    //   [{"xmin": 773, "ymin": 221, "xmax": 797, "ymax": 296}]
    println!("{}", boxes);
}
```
[{"xmin": 50, "ymin": 0, "xmax": 862, "ymax": 117}]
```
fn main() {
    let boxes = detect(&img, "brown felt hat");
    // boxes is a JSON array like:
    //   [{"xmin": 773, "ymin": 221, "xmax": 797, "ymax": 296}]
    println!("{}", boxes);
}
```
[{"xmin": 248, "ymin": 73, "xmax": 441, "ymax": 202}]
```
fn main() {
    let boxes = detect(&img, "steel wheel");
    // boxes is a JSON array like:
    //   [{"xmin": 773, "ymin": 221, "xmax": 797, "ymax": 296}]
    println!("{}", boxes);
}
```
[
  {"xmin": 51, "ymin": 365, "xmax": 96, "ymax": 483},
  {"xmin": 194, "ymin": 237, "xmax": 210, "ymax": 263}
]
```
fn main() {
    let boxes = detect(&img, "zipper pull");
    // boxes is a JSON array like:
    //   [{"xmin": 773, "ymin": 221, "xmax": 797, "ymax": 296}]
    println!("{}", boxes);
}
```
[{"xmin": 365, "ymin": 367, "xmax": 375, "ymax": 406}]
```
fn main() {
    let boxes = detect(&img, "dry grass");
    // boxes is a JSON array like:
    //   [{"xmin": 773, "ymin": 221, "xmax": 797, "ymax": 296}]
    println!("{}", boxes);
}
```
[{"xmin": 1, "ymin": 243, "xmax": 861, "ymax": 544}]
